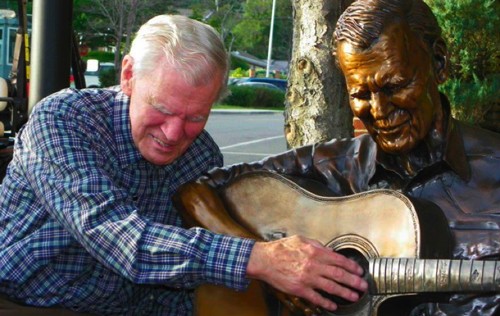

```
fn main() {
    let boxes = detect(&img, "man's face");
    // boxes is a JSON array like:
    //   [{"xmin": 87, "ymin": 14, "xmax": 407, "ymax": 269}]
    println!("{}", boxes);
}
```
[
  {"xmin": 121, "ymin": 57, "xmax": 223, "ymax": 165},
  {"xmin": 337, "ymin": 23, "xmax": 443, "ymax": 154}
]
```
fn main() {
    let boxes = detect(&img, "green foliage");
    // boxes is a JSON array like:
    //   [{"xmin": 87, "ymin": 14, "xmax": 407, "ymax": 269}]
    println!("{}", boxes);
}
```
[
  {"xmin": 230, "ymin": 68, "xmax": 249, "ymax": 78},
  {"xmin": 73, "ymin": 0, "xmax": 292, "ymax": 73},
  {"xmin": 188, "ymin": 4, "xmax": 205, "ymax": 21},
  {"xmin": 425, "ymin": 0, "xmax": 500, "ymax": 124},
  {"xmin": 440, "ymin": 74, "xmax": 500, "ymax": 123},
  {"xmin": 0, "ymin": 0, "xmax": 27, "ymax": 11},
  {"xmin": 231, "ymin": 0, "xmax": 293, "ymax": 60},
  {"xmin": 426, "ymin": 0, "xmax": 499, "ymax": 80},
  {"xmin": 222, "ymin": 85, "xmax": 285, "ymax": 109},
  {"xmin": 254, "ymin": 70, "xmax": 270, "ymax": 78},
  {"xmin": 73, "ymin": 0, "xmax": 178, "ymax": 64},
  {"xmin": 230, "ymin": 55, "xmax": 250, "ymax": 70},
  {"xmin": 192, "ymin": 1, "xmax": 244, "ymax": 53},
  {"xmin": 98, "ymin": 67, "xmax": 117, "ymax": 87},
  {"xmin": 83, "ymin": 51, "xmax": 114, "ymax": 63}
]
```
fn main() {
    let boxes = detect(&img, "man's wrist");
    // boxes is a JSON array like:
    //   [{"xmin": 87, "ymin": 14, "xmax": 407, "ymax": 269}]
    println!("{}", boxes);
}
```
[{"xmin": 246, "ymin": 241, "xmax": 267, "ymax": 280}]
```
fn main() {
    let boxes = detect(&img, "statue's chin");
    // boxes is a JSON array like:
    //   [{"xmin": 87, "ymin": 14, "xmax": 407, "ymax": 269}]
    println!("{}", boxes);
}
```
[{"xmin": 375, "ymin": 135, "xmax": 416, "ymax": 155}]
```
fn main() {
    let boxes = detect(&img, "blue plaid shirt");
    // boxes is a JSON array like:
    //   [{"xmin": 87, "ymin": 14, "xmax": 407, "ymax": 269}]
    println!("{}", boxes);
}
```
[{"xmin": 0, "ymin": 87, "xmax": 255, "ymax": 315}]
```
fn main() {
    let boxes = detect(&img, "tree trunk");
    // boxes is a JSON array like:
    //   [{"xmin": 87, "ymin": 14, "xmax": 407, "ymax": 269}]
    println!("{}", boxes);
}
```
[{"xmin": 285, "ymin": 0, "xmax": 354, "ymax": 148}]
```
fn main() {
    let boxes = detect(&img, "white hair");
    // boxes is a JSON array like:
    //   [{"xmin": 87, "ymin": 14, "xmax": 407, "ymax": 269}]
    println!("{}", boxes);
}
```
[{"xmin": 129, "ymin": 15, "xmax": 229, "ymax": 100}]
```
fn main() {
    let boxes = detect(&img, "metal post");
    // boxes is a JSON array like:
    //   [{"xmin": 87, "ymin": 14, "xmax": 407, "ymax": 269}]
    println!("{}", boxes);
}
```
[
  {"xmin": 265, "ymin": 0, "xmax": 277, "ymax": 78},
  {"xmin": 28, "ymin": 0, "xmax": 73, "ymax": 115}
]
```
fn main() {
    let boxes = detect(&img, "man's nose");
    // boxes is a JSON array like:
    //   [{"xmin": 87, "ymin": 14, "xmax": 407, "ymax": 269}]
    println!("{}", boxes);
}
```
[
  {"xmin": 370, "ymin": 92, "xmax": 391, "ymax": 119},
  {"xmin": 161, "ymin": 117, "xmax": 185, "ymax": 142}
]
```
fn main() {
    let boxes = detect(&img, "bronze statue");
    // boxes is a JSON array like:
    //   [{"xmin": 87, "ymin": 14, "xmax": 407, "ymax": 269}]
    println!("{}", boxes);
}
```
[{"xmin": 174, "ymin": 0, "xmax": 500, "ymax": 315}]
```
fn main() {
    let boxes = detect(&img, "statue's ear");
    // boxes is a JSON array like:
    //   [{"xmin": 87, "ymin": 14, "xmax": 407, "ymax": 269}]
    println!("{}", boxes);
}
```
[{"xmin": 432, "ymin": 38, "xmax": 448, "ymax": 84}]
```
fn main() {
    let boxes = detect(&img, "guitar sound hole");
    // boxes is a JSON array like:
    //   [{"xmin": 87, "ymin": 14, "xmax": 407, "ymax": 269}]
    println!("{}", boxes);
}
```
[{"xmin": 320, "ymin": 248, "xmax": 369, "ymax": 306}]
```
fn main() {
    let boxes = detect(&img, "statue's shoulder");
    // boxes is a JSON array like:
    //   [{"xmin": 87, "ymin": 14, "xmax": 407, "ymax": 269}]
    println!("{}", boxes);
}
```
[{"xmin": 457, "ymin": 120, "xmax": 500, "ymax": 154}]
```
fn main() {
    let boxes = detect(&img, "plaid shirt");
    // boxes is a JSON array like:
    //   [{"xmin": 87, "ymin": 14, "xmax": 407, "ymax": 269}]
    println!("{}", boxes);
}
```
[{"xmin": 0, "ymin": 87, "xmax": 254, "ymax": 315}]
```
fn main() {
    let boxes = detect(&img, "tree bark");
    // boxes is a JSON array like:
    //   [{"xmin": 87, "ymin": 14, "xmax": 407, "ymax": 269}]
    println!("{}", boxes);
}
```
[{"xmin": 285, "ymin": 0, "xmax": 354, "ymax": 148}]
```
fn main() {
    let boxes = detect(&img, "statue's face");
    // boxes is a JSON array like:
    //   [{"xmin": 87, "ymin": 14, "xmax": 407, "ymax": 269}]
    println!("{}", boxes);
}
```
[{"xmin": 337, "ymin": 22, "xmax": 443, "ymax": 154}]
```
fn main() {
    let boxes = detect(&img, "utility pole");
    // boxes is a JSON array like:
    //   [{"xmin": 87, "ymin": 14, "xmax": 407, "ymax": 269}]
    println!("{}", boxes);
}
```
[
  {"xmin": 29, "ymin": 0, "xmax": 73, "ymax": 114},
  {"xmin": 265, "ymin": 0, "xmax": 276, "ymax": 78}
]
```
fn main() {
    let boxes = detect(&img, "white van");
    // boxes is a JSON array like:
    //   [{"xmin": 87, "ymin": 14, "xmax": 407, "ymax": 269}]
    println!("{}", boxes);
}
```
[{"xmin": 84, "ymin": 59, "xmax": 115, "ymax": 88}]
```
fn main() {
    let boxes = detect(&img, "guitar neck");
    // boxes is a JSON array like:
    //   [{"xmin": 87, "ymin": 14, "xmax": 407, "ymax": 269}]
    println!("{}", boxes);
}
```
[{"xmin": 369, "ymin": 258, "xmax": 500, "ymax": 294}]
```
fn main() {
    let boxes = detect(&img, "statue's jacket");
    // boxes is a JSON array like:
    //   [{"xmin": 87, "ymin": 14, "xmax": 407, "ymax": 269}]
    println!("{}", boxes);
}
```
[{"xmin": 197, "ymin": 95, "xmax": 500, "ymax": 315}]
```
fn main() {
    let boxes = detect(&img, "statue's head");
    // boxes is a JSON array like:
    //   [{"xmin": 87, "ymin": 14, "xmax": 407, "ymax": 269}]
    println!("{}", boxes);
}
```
[{"xmin": 333, "ymin": 0, "xmax": 449, "ymax": 155}]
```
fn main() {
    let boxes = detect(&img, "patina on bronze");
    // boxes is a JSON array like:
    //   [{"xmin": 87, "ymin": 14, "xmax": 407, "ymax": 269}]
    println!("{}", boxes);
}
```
[{"xmin": 174, "ymin": 0, "xmax": 500, "ymax": 315}]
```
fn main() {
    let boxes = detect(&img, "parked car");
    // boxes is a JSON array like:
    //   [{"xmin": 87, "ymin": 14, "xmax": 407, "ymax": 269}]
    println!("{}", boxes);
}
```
[
  {"xmin": 84, "ymin": 60, "xmax": 115, "ymax": 88},
  {"xmin": 228, "ymin": 77, "xmax": 241, "ymax": 85},
  {"xmin": 233, "ymin": 77, "xmax": 287, "ymax": 92},
  {"xmin": 235, "ymin": 81, "xmax": 283, "ymax": 91}
]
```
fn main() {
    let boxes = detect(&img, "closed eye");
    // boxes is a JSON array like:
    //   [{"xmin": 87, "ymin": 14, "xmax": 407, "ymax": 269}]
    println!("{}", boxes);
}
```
[
  {"xmin": 151, "ymin": 103, "xmax": 174, "ymax": 116},
  {"xmin": 382, "ymin": 76, "xmax": 412, "ymax": 95},
  {"xmin": 351, "ymin": 90, "xmax": 371, "ymax": 101},
  {"xmin": 187, "ymin": 115, "xmax": 207, "ymax": 123},
  {"xmin": 381, "ymin": 84, "xmax": 401, "ymax": 96}
]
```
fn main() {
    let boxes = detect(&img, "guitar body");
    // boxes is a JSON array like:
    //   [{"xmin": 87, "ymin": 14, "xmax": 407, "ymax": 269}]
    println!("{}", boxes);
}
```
[{"xmin": 192, "ymin": 171, "xmax": 453, "ymax": 316}]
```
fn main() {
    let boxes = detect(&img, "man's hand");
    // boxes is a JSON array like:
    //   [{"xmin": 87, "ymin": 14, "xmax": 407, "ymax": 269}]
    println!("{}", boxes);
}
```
[{"xmin": 246, "ymin": 235, "xmax": 368, "ymax": 312}]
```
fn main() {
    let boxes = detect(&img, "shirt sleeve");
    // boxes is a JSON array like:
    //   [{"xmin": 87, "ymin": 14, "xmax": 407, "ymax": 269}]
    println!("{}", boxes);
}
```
[{"xmin": 17, "ymin": 94, "xmax": 254, "ymax": 291}]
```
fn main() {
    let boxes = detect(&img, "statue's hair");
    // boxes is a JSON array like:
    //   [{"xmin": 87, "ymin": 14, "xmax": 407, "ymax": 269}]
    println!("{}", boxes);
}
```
[
  {"xmin": 129, "ymin": 15, "xmax": 229, "ymax": 101},
  {"xmin": 333, "ymin": 0, "xmax": 443, "ymax": 51}
]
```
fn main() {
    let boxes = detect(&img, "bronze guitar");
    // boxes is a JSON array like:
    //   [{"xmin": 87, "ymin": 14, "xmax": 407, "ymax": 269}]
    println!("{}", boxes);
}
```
[{"xmin": 178, "ymin": 171, "xmax": 500, "ymax": 316}]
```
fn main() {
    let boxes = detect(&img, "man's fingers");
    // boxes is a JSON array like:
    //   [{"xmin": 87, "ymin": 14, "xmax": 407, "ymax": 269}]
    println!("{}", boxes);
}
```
[
  {"xmin": 323, "ymin": 262, "xmax": 368, "ymax": 293},
  {"xmin": 326, "ymin": 249, "xmax": 365, "ymax": 276},
  {"xmin": 317, "ymin": 275, "xmax": 364, "ymax": 302},
  {"xmin": 301, "ymin": 287, "xmax": 342, "ymax": 312}
]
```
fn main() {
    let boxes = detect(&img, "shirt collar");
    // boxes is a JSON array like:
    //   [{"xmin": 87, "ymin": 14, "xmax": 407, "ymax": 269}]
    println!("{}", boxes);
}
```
[
  {"xmin": 376, "ymin": 93, "xmax": 470, "ymax": 182},
  {"xmin": 440, "ymin": 95, "xmax": 471, "ymax": 181},
  {"xmin": 113, "ymin": 89, "xmax": 143, "ymax": 166}
]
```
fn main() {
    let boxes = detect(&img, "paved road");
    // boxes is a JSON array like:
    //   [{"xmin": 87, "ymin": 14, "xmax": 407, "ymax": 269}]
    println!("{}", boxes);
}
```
[{"xmin": 205, "ymin": 110, "xmax": 288, "ymax": 166}]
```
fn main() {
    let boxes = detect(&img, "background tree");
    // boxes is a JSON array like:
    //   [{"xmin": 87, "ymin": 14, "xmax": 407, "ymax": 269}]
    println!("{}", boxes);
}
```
[
  {"xmin": 69, "ymin": 0, "xmax": 498, "ymax": 142},
  {"xmin": 191, "ymin": 0, "xmax": 244, "ymax": 54},
  {"xmin": 425, "ymin": 0, "xmax": 499, "ymax": 130},
  {"xmin": 231, "ymin": 0, "xmax": 293, "ymax": 60},
  {"xmin": 0, "ymin": 0, "xmax": 25, "ymax": 11},
  {"xmin": 285, "ymin": 0, "xmax": 353, "ymax": 148},
  {"xmin": 73, "ymin": 0, "xmax": 177, "ymax": 81}
]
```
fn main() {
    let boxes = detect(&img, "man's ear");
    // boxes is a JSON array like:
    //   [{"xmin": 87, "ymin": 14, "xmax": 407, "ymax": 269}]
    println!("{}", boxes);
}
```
[
  {"xmin": 120, "ymin": 55, "xmax": 134, "ymax": 96},
  {"xmin": 432, "ymin": 38, "xmax": 448, "ymax": 84}
]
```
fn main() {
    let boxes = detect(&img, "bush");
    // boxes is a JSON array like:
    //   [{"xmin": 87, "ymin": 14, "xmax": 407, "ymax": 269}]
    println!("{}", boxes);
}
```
[
  {"xmin": 83, "ymin": 51, "xmax": 115, "ymax": 63},
  {"xmin": 222, "ymin": 86, "xmax": 285, "ymax": 109},
  {"xmin": 440, "ymin": 74, "xmax": 500, "ymax": 124},
  {"xmin": 426, "ymin": 0, "xmax": 499, "ymax": 80},
  {"xmin": 426, "ymin": 0, "xmax": 499, "ymax": 126},
  {"xmin": 230, "ymin": 68, "xmax": 248, "ymax": 78},
  {"xmin": 99, "ymin": 68, "xmax": 117, "ymax": 87},
  {"xmin": 230, "ymin": 56, "xmax": 250, "ymax": 71}
]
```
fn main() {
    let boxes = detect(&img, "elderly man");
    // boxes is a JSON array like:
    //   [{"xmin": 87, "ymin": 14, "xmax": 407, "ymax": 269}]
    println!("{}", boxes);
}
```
[
  {"xmin": 0, "ymin": 14, "xmax": 366, "ymax": 315},
  {"xmin": 176, "ymin": 0, "xmax": 500, "ymax": 315}
]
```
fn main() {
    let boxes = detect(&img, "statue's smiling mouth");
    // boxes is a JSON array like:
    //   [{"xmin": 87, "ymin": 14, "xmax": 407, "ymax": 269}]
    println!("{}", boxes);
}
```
[{"xmin": 374, "ymin": 110, "xmax": 410, "ymax": 135}]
